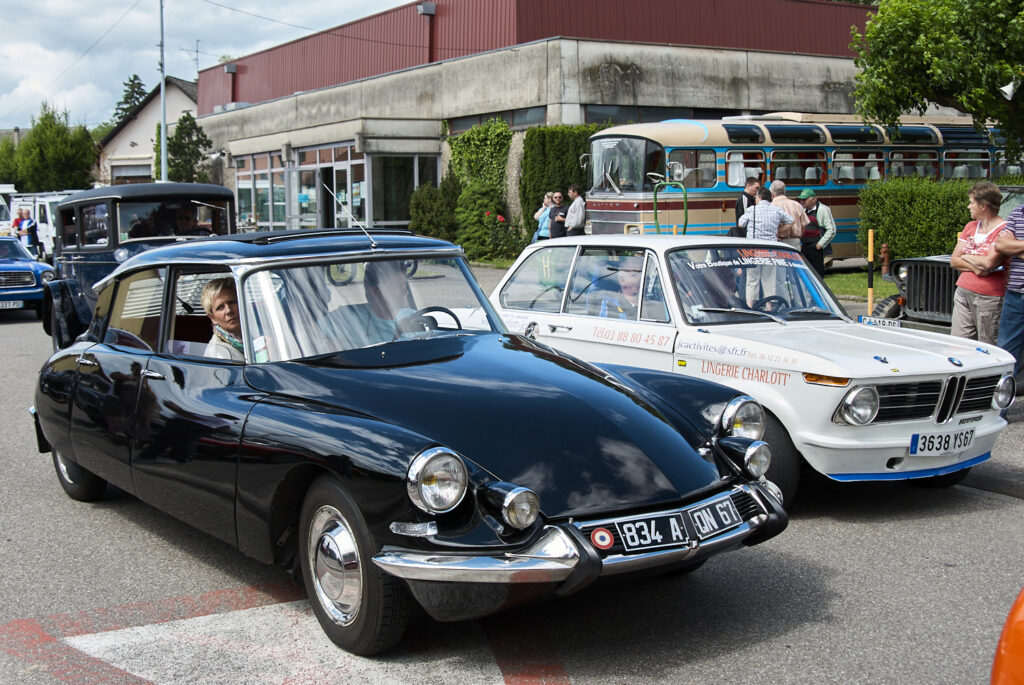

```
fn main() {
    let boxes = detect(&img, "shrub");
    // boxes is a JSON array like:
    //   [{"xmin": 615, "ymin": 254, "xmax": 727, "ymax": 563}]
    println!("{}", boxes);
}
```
[
  {"xmin": 858, "ymin": 177, "xmax": 972, "ymax": 259},
  {"xmin": 454, "ymin": 180, "xmax": 507, "ymax": 260},
  {"xmin": 409, "ymin": 167, "xmax": 461, "ymax": 242},
  {"xmin": 448, "ymin": 118, "xmax": 513, "ymax": 191}
]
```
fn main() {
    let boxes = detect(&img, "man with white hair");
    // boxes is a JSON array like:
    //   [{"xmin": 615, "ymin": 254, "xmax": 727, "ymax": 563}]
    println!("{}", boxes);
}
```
[{"xmin": 769, "ymin": 180, "xmax": 807, "ymax": 249}]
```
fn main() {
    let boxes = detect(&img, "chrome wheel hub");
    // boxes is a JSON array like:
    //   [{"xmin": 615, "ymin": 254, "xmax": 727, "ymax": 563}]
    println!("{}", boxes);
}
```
[{"xmin": 308, "ymin": 505, "xmax": 362, "ymax": 626}]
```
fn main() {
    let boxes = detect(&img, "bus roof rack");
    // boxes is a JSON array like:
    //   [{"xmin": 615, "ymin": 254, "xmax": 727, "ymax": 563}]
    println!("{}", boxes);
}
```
[{"xmin": 722, "ymin": 111, "xmax": 978, "ymax": 126}]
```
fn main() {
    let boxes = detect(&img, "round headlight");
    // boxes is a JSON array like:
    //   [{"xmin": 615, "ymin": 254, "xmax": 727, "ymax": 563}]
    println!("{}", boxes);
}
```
[
  {"xmin": 720, "ymin": 396, "xmax": 765, "ymax": 440},
  {"xmin": 993, "ymin": 374, "xmax": 1015, "ymax": 410},
  {"xmin": 40, "ymin": 270, "xmax": 55, "ymax": 283},
  {"xmin": 895, "ymin": 264, "xmax": 909, "ymax": 282},
  {"xmin": 743, "ymin": 441, "xmax": 772, "ymax": 479},
  {"xmin": 406, "ymin": 447, "xmax": 467, "ymax": 514},
  {"xmin": 839, "ymin": 386, "xmax": 879, "ymax": 425},
  {"xmin": 502, "ymin": 487, "xmax": 540, "ymax": 529}
]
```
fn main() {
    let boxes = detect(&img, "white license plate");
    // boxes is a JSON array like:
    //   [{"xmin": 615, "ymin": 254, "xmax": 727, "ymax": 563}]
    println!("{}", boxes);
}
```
[
  {"xmin": 858, "ymin": 315, "xmax": 901, "ymax": 328},
  {"xmin": 0, "ymin": 300, "xmax": 22, "ymax": 309},
  {"xmin": 614, "ymin": 513, "xmax": 690, "ymax": 552},
  {"xmin": 909, "ymin": 429, "xmax": 975, "ymax": 456},
  {"xmin": 687, "ymin": 497, "xmax": 743, "ymax": 540}
]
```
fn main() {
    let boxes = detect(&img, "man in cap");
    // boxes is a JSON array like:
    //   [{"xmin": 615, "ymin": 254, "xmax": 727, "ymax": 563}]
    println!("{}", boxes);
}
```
[{"xmin": 798, "ymin": 188, "xmax": 835, "ymax": 278}]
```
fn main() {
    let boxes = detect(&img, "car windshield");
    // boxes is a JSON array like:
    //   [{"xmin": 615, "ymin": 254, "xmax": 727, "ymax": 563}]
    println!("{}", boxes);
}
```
[
  {"xmin": 1000, "ymin": 188, "xmax": 1024, "ymax": 219},
  {"xmin": 241, "ymin": 256, "xmax": 502, "ymax": 362},
  {"xmin": 0, "ymin": 239, "xmax": 34, "ymax": 260},
  {"xmin": 117, "ymin": 199, "xmax": 232, "ymax": 241},
  {"xmin": 667, "ymin": 245, "xmax": 843, "ymax": 324}
]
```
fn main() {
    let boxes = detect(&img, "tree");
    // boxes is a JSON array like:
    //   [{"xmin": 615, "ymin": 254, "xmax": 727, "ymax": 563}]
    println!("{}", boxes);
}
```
[
  {"xmin": 154, "ymin": 112, "xmax": 213, "ymax": 183},
  {"xmin": 851, "ymin": 0, "xmax": 1024, "ymax": 160},
  {"xmin": 112, "ymin": 74, "xmax": 148, "ymax": 125},
  {"xmin": 0, "ymin": 138, "xmax": 18, "ymax": 186},
  {"xmin": 15, "ymin": 103, "xmax": 95, "ymax": 191}
]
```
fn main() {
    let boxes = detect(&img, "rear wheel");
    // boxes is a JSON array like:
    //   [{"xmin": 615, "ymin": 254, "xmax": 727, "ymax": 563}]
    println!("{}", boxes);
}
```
[
  {"xmin": 52, "ymin": 450, "xmax": 107, "ymax": 501},
  {"xmin": 912, "ymin": 468, "xmax": 970, "ymax": 488},
  {"xmin": 871, "ymin": 295, "xmax": 901, "ymax": 319},
  {"xmin": 298, "ymin": 476, "xmax": 410, "ymax": 655},
  {"xmin": 762, "ymin": 414, "xmax": 801, "ymax": 506}
]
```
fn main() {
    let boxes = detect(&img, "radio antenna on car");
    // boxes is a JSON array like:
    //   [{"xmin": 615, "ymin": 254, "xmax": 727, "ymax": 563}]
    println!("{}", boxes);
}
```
[{"xmin": 321, "ymin": 182, "xmax": 377, "ymax": 249}]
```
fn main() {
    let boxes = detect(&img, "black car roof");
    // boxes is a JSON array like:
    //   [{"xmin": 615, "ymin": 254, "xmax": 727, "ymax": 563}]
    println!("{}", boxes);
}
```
[
  {"xmin": 104, "ymin": 229, "xmax": 459, "ymax": 282},
  {"xmin": 58, "ymin": 182, "xmax": 234, "ymax": 207}
]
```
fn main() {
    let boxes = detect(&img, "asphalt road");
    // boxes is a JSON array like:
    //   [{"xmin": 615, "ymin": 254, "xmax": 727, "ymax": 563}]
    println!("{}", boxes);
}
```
[{"xmin": 1, "ymin": 293, "xmax": 1023, "ymax": 684}]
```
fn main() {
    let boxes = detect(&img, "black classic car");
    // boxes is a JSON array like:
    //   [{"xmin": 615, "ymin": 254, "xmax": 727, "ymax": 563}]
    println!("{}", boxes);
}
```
[{"xmin": 32, "ymin": 229, "xmax": 786, "ymax": 654}]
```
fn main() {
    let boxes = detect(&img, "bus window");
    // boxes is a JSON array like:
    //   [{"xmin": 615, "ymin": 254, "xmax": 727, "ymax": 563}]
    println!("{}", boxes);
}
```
[
  {"xmin": 667, "ymin": 149, "xmax": 716, "ymax": 188},
  {"xmin": 770, "ymin": 150, "xmax": 827, "ymax": 186},
  {"xmin": 993, "ymin": 155, "xmax": 1023, "ymax": 178},
  {"xmin": 943, "ymin": 150, "xmax": 990, "ymax": 179},
  {"xmin": 830, "ymin": 150, "xmax": 884, "ymax": 184},
  {"xmin": 887, "ymin": 126, "xmax": 939, "ymax": 145},
  {"xmin": 889, "ymin": 150, "xmax": 939, "ymax": 179},
  {"xmin": 725, "ymin": 150, "xmax": 765, "ymax": 187},
  {"xmin": 765, "ymin": 125, "xmax": 826, "ymax": 144},
  {"xmin": 723, "ymin": 124, "xmax": 765, "ymax": 144},
  {"xmin": 589, "ymin": 137, "xmax": 664, "ymax": 193},
  {"xmin": 826, "ymin": 125, "xmax": 884, "ymax": 144}
]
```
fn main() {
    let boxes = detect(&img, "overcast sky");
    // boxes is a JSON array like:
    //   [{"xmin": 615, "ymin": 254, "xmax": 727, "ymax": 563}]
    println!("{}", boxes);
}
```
[{"xmin": 0, "ymin": 0, "xmax": 409, "ymax": 130}]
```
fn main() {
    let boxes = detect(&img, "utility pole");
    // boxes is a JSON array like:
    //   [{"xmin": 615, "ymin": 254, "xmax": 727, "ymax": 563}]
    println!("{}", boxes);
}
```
[{"xmin": 159, "ymin": 0, "xmax": 168, "ymax": 182}]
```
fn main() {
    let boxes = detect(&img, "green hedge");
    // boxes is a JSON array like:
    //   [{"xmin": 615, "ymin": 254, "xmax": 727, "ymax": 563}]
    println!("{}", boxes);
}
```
[
  {"xmin": 448, "ymin": 118, "xmax": 513, "ymax": 191},
  {"xmin": 858, "ymin": 177, "xmax": 972, "ymax": 259},
  {"xmin": 519, "ymin": 124, "xmax": 604, "ymax": 232}
]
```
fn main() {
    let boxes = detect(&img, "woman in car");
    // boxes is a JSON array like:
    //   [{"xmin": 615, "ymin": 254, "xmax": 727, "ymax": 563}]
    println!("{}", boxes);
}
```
[{"xmin": 201, "ymin": 278, "xmax": 244, "ymax": 360}]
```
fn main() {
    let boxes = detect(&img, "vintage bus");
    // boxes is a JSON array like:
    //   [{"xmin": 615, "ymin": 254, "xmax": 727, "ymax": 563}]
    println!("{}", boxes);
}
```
[{"xmin": 584, "ymin": 112, "xmax": 1017, "ymax": 258}]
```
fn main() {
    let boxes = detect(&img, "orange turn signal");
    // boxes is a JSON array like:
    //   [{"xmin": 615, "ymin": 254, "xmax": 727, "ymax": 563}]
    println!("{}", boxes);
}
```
[{"xmin": 803, "ymin": 373, "xmax": 851, "ymax": 387}]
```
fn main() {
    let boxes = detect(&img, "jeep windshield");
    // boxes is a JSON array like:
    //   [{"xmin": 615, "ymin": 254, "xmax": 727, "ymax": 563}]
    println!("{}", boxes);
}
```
[
  {"xmin": 242, "ymin": 256, "xmax": 503, "ymax": 362},
  {"xmin": 668, "ymin": 245, "xmax": 844, "ymax": 325},
  {"xmin": 117, "ymin": 199, "xmax": 232, "ymax": 241}
]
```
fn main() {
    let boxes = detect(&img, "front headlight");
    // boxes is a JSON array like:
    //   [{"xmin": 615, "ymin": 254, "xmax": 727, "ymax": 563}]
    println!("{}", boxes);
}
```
[
  {"xmin": 993, "ymin": 374, "xmax": 1015, "ymax": 410},
  {"xmin": 720, "ymin": 396, "xmax": 765, "ymax": 439},
  {"xmin": 895, "ymin": 264, "xmax": 909, "ymax": 282},
  {"xmin": 406, "ymin": 447, "xmax": 467, "ymax": 514},
  {"xmin": 483, "ymin": 482, "xmax": 541, "ymax": 529},
  {"xmin": 838, "ymin": 386, "xmax": 879, "ymax": 425},
  {"xmin": 40, "ymin": 270, "xmax": 55, "ymax": 283},
  {"xmin": 743, "ymin": 441, "xmax": 772, "ymax": 479}
]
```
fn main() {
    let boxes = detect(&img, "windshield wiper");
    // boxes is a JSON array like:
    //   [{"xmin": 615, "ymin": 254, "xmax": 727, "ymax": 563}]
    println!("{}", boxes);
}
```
[
  {"xmin": 696, "ymin": 306, "xmax": 786, "ymax": 325},
  {"xmin": 784, "ymin": 307, "xmax": 835, "ymax": 318}
]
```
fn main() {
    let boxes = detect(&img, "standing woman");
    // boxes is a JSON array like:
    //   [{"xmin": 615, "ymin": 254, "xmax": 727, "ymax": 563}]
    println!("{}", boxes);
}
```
[
  {"xmin": 950, "ymin": 181, "xmax": 1011, "ymax": 344},
  {"xmin": 532, "ymin": 192, "xmax": 554, "ymax": 242}
]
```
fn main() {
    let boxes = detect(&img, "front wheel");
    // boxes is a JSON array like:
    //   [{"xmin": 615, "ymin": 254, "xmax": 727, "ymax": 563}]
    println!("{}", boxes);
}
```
[
  {"xmin": 298, "ymin": 476, "xmax": 410, "ymax": 655},
  {"xmin": 762, "ymin": 413, "xmax": 801, "ymax": 505},
  {"xmin": 52, "ymin": 450, "xmax": 107, "ymax": 501},
  {"xmin": 871, "ymin": 295, "xmax": 901, "ymax": 319}
]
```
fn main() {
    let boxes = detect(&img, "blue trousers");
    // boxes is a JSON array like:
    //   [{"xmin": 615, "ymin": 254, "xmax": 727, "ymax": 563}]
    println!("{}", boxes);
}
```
[{"xmin": 997, "ymin": 289, "xmax": 1024, "ymax": 382}]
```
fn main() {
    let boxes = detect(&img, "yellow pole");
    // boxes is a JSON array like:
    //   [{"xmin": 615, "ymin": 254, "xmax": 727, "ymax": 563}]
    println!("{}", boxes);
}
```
[{"xmin": 867, "ymin": 229, "xmax": 874, "ymax": 314}]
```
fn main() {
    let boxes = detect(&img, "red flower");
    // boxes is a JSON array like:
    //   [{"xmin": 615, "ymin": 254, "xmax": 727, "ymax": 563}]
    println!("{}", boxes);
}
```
[
  {"xmin": 497, "ymin": 215, "xmax": 506, "ymax": 223},
  {"xmin": 485, "ymin": 211, "xmax": 491, "ymax": 216}
]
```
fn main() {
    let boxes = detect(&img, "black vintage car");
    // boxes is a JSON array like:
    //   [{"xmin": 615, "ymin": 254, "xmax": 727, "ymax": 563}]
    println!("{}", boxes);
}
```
[{"xmin": 32, "ymin": 229, "xmax": 786, "ymax": 654}]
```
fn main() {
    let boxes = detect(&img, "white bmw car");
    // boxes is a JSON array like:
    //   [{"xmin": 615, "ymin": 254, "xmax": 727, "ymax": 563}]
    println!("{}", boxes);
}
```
[{"xmin": 490, "ymin": 235, "xmax": 1016, "ymax": 503}]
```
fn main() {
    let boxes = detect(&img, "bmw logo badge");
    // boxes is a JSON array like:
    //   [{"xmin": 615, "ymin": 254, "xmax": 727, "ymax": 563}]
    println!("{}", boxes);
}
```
[
  {"xmin": 948, "ymin": 357, "xmax": 963, "ymax": 367},
  {"xmin": 590, "ymin": 527, "xmax": 615, "ymax": 550}
]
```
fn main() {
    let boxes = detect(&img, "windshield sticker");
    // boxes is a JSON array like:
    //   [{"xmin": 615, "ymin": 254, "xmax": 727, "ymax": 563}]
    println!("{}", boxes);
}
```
[
  {"xmin": 700, "ymin": 360, "xmax": 791, "ymax": 386},
  {"xmin": 683, "ymin": 249, "xmax": 806, "ymax": 271}
]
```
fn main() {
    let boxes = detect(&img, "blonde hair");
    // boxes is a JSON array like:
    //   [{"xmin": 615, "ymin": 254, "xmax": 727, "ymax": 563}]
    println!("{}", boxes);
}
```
[{"xmin": 201, "ymin": 277, "xmax": 236, "ymax": 316}]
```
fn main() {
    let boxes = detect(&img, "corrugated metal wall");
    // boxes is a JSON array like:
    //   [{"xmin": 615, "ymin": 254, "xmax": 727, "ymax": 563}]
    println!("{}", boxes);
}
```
[{"xmin": 198, "ymin": 0, "xmax": 867, "ymax": 115}]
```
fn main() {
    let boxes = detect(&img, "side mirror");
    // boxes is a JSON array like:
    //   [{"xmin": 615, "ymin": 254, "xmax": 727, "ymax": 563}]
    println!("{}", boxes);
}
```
[{"xmin": 579, "ymin": 153, "xmax": 590, "ymax": 170}]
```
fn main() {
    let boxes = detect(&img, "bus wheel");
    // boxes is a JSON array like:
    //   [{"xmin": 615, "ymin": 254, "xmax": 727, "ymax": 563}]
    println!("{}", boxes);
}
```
[{"xmin": 871, "ymin": 295, "xmax": 901, "ymax": 319}]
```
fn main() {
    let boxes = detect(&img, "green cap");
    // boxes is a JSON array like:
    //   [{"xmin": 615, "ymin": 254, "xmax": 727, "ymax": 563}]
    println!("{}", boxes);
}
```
[{"xmin": 798, "ymin": 188, "xmax": 816, "ymax": 200}]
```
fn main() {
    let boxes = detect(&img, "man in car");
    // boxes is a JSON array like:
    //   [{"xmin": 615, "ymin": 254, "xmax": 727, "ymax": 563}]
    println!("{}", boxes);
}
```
[{"xmin": 363, "ymin": 260, "xmax": 417, "ymax": 342}]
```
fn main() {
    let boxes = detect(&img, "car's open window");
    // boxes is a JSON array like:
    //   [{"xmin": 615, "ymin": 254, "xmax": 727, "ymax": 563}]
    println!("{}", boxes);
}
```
[
  {"xmin": 497, "ymin": 246, "xmax": 575, "ymax": 313},
  {"xmin": 668, "ymin": 246, "xmax": 841, "ymax": 324},
  {"xmin": 162, "ymin": 271, "xmax": 230, "ymax": 357},
  {"xmin": 103, "ymin": 268, "xmax": 166, "ymax": 351},
  {"xmin": 566, "ymin": 248, "xmax": 647, "ymax": 320},
  {"xmin": 242, "ymin": 257, "xmax": 500, "ymax": 362}
]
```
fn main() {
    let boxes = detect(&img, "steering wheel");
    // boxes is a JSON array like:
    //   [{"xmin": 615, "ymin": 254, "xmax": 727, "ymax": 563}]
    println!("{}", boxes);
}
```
[
  {"xmin": 395, "ymin": 306, "xmax": 463, "ymax": 335},
  {"xmin": 752, "ymin": 295, "xmax": 790, "ymax": 312}
]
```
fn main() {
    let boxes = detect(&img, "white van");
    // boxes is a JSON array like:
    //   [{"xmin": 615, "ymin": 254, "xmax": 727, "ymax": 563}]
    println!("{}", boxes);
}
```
[{"xmin": 8, "ymin": 191, "xmax": 81, "ymax": 261}]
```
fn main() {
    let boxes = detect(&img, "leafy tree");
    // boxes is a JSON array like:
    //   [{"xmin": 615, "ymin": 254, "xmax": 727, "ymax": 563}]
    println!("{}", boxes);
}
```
[
  {"xmin": 0, "ymin": 138, "xmax": 18, "ymax": 186},
  {"xmin": 112, "ymin": 74, "xmax": 148, "ymax": 125},
  {"xmin": 448, "ymin": 118, "xmax": 513, "ymax": 190},
  {"xmin": 154, "ymin": 112, "xmax": 213, "ymax": 183},
  {"xmin": 90, "ymin": 121, "xmax": 115, "ymax": 144},
  {"xmin": 851, "ymin": 0, "xmax": 1024, "ymax": 160},
  {"xmin": 15, "ymin": 103, "xmax": 95, "ymax": 192}
]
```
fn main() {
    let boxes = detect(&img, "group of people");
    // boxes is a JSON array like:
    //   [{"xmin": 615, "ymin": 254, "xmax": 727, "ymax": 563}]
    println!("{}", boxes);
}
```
[
  {"xmin": 947, "ymin": 182, "xmax": 1024, "ymax": 387},
  {"xmin": 8, "ymin": 208, "xmax": 41, "ymax": 259},
  {"xmin": 532, "ymin": 185, "xmax": 586, "ymax": 241},
  {"xmin": 735, "ymin": 178, "xmax": 835, "ymax": 278}
]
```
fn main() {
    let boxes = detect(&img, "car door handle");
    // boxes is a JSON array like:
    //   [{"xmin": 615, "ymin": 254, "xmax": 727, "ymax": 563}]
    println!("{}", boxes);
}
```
[
  {"xmin": 75, "ymin": 355, "xmax": 97, "ymax": 367},
  {"xmin": 547, "ymin": 324, "xmax": 573, "ymax": 332},
  {"xmin": 141, "ymin": 369, "xmax": 165, "ymax": 381}
]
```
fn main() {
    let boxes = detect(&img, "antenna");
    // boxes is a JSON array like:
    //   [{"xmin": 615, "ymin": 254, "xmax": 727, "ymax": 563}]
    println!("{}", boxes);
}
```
[{"xmin": 322, "ymin": 182, "xmax": 377, "ymax": 249}]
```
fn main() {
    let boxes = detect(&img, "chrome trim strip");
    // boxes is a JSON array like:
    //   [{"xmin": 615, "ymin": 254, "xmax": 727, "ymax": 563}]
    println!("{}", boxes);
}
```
[
  {"xmin": 599, "ymin": 519, "xmax": 757, "ymax": 576},
  {"xmin": 372, "ymin": 525, "xmax": 580, "ymax": 583}
]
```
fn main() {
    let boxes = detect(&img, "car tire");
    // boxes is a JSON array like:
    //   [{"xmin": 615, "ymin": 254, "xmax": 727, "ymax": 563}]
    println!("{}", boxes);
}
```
[
  {"xmin": 911, "ymin": 468, "xmax": 970, "ymax": 488},
  {"xmin": 763, "ymin": 413, "xmax": 801, "ymax": 506},
  {"xmin": 298, "ymin": 476, "xmax": 410, "ymax": 655},
  {"xmin": 52, "ymin": 450, "xmax": 107, "ymax": 501},
  {"xmin": 871, "ymin": 295, "xmax": 901, "ymax": 319}
]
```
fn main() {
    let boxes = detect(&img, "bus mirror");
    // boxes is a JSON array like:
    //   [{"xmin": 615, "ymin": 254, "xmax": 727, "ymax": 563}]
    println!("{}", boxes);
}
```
[{"xmin": 579, "ymin": 153, "xmax": 590, "ymax": 170}]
